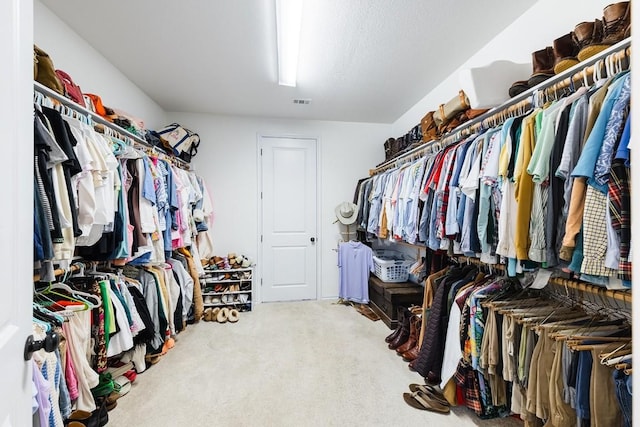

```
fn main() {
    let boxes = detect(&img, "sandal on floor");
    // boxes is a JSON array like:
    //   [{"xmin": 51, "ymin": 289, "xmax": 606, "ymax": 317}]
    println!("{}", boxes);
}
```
[
  {"xmin": 403, "ymin": 391, "xmax": 450, "ymax": 413},
  {"xmin": 210, "ymin": 307, "xmax": 221, "ymax": 322},
  {"xmin": 227, "ymin": 309, "xmax": 239, "ymax": 323},
  {"xmin": 408, "ymin": 384, "xmax": 450, "ymax": 407},
  {"xmin": 203, "ymin": 308, "xmax": 212, "ymax": 322},
  {"xmin": 216, "ymin": 307, "xmax": 229, "ymax": 323}
]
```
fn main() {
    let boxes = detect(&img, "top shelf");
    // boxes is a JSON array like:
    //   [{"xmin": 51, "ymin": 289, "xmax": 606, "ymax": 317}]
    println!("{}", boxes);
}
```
[
  {"xmin": 202, "ymin": 267, "xmax": 253, "ymax": 273},
  {"xmin": 34, "ymin": 81, "xmax": 191, "ymax": 169}
]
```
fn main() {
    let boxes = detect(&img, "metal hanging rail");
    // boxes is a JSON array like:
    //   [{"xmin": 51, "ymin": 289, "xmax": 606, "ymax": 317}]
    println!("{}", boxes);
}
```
[
  {"xmin": 370, "ymin": 37, "xmax": 631, "ymax": 176},
  {"xmin": 34, "ymin": 81, "xmax": 191, "ymax": 169}
]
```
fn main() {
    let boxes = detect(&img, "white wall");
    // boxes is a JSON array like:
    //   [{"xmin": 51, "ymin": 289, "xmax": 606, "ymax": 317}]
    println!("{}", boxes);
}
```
[
  {"xmin": 33, "ymin": 0, "xmax": 166, "ymax": 128},
  {"xmin": 393, "ymin": 0, "xmax": 611, "ymax": 134},
  {"xmin": 167, "ymin": 112, "xmax": 390, "ymax": 299}
]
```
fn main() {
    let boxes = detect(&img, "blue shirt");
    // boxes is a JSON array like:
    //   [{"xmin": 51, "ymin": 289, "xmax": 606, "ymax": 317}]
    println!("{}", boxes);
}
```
[
  {"xmin": 593, "ymin": 74, "xmax": 631, "ymax": 186},
  {"xmin": 614, "ymin": 115, "xmax": 631, "ymax": 165},
  {"xmin": 571, "ymin": 72, "xmax": 628, "ymax": 193}
]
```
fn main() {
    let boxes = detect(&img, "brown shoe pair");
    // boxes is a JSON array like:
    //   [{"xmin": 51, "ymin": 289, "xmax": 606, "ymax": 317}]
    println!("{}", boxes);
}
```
[
  {"xmin": 574, "ymin": 1, "xmax": 630, "ymax": 62},
  {"xmin": 509, "ymin": 46, "xmax": 556, "ymax": 97},
  {"xmin": 509, "ymin": 2, "xmax": 630, "ymax": 98}
]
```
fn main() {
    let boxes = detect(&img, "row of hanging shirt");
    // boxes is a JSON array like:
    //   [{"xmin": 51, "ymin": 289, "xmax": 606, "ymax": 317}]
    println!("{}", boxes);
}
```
[
  {"xmin": 410, "ymin": 264, "xmax": 631, "ymax": 425},
  {"xmin": 355, "ymin": 69, "xmax": 631, "ymax": 289},
  {"xmin": 34, "ymin": 93, "xmax": 215, "ymax": 282},
  {"xmin": 32, "ymin": 249, "xmax": 201, "ymax": 427}
]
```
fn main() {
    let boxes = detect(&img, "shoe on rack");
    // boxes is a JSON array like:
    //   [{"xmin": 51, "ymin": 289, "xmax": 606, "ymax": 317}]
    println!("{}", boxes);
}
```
[
  {"xmin": 574, "ymin": 19, "xmax": 607, "ymax": 61},
  {"xmin": 601, "ymin": 1, "xmax": 631, "ymax": 45},
  {"xmin": 553, "ymin": 32, "xmax": 580, "ymax": 74},
  {"xmin": 527, "ymin": 46, "xmax": 555, "ymax": 87},
  {"xmin": 509, "ymin": 46, "xmax": 555, "ymax": 97}
]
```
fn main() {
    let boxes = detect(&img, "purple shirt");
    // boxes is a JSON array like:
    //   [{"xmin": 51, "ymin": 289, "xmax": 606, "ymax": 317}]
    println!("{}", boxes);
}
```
[{"xmin": 338, "ymin": 242, "xmax": 374, "ymax": 303}]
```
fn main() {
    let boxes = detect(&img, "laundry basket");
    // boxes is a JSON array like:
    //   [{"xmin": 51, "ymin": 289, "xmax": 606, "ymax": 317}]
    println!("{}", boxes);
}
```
[{"xmin": 372, "ymin": 250, "xmax": 414, "ymax": 283}]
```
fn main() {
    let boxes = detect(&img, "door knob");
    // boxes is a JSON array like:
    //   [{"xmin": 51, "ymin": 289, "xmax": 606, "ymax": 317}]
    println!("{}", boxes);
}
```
[
  {"xmin": 310, "ymin": 237, "xmax": 316, "ymax": 243},
  {"xmin": 24, "ymin": 331, "xmax": 59, "ymax": 361}
]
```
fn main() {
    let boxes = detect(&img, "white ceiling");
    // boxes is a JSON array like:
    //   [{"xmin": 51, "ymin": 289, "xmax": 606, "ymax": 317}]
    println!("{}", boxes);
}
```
[{"xmin": 41, "ymin": 0, "xmax": 537, "ymax": 124}]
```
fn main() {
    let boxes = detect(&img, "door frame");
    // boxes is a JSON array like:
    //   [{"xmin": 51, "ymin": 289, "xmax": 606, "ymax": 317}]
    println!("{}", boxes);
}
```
[{"xmin": 255, "ymin": 133, "xmax": 321, "ymax": 304}]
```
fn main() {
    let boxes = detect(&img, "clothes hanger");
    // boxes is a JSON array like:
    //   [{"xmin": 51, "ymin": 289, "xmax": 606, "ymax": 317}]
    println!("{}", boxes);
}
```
[
  {"xmin": 47, "ymin": 283, "xmax": 101, "ymax": 309},
  {"xmin": 599, "ymin": 342, "xmax": 632, "ymax": 364}
]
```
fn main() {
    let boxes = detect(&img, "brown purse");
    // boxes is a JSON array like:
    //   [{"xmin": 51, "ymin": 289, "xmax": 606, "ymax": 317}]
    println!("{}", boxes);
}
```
[
  {"xmin": 34, "ymin": 45, "xmax": 64, "ymax": 95},
  {"xmin": 420, "ymin": 111, "xmax": 438, "ymax": 142}
]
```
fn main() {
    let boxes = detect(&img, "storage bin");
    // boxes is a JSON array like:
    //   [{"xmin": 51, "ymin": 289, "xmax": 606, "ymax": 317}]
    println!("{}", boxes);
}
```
[{"xmin": 373, "ymin": 250, "xmax": 414, "ymax": 283}]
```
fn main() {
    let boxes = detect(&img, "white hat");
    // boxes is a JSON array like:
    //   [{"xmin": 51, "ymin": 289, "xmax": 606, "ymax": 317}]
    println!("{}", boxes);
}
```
[{"xmin": 335, "ymin": 202, "xmax": 358, "ymax": 225}]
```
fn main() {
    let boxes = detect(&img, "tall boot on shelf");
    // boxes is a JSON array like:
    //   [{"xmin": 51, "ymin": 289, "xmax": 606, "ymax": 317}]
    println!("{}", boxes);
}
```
[
  {"xmin": 388, "ymin": 307, "xmax": 411, "ymax": 350},
  {"xmin": 402, "ymin": 319, "xmax": 422, "ymax": 362},
  {"xmin": 395, "ymin": 315, "xmax": 420, "ymax": 356},
  {"xmin": 385, "ymin": 307, "xmax": 405, "ymax": 343}
]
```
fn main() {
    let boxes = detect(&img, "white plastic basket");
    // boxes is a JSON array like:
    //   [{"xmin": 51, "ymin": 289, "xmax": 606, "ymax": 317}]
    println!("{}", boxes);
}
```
[{"xmin": 373, "ymin": 250, "xmax": 414, "ymax": 283}]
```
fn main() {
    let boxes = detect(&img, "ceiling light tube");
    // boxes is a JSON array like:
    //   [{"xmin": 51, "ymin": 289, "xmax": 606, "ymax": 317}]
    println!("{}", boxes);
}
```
[{"xmin": 276, "ymin": 0, "xmax": 303, "ymax": 87}]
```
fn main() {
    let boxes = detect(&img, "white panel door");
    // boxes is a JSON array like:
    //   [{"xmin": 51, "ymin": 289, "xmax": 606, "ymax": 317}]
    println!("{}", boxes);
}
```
[
  {"xmin": 260, "ymin": 136, "xmax": 317, "ymax": 302},
  {"xmin": 0, "ymin": 0, "xmax": 33, "ymax": 425}
]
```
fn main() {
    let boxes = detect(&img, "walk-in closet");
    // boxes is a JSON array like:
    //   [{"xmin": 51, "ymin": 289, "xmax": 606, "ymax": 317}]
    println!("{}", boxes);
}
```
[{"xmin": 0, "ymin": 0, "xmax": 636, "ymax": 426}]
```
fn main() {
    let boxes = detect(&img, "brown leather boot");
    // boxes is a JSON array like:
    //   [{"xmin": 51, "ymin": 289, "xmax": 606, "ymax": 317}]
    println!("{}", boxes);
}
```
[
  {"xmin": 527, "ymin": 47, "xmax": 555, "ymax": 87},
  {"xmin": 385, "ymin": 307, "xmax": 405, "ymax": 343},
  {"xmin": 396, "ymin": 315, "xmax": 419, "ymax": 355},
  {"xmin": 402, "ymin": 320, "xmax": 422, "ymax": 361},
  {"xmin": 601, "ymin": 1, "xmax": 631, "ymax": 45},
  {"xmin": 388, "ymin": 308, "xmax": 411, "ymax": 350},
  {"xmin": 575, "ymin": 19, "xmax": 607, "ymax": 61},
  {"xmin": 553, "ymin": 33, "xmax": 580, "ymax": 74}
]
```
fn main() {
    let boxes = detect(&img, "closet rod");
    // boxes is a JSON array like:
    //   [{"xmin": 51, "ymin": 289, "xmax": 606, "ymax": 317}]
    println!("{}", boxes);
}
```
[
  {"xmin": 33, "ymin": 81, "xmax": 191, "ymax": 169},
  {"xmin": 548, "ymin": 278, "xmax": 631, "ymax": 304},
  {"xmin": 452, "ymin": 255, "xmax": 630, "ymax": 303},
  {"xmin": 369, "ymin": 138, "xmax": 440, "ymax": 175},
  {"xmin": 33, "ymin": 264, "xmax": 80, "ymax": 282},
  {"xmin": 371, "ymin": 37, "xmax": 631, "ymax": 176},
  {"xmin": 440, "ymin": 37, "xmax": 631, "ymax": 146}
]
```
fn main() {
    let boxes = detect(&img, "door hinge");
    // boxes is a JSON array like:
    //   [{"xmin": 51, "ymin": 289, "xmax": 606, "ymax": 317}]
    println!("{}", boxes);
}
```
[
  {"xmin": 260, "ymin": 148, "xmax": 263, "ymax": 155},
  {"xmin": 261, "ymin": 278, "xmax": 263, "ymax": 286},
  {"xmin": 261, "ymin": 191, "xmax": 263, "ymax": 199},
  {"xmin": 261, "ymin": 235, "xmax": 263, "ymax": 242}
]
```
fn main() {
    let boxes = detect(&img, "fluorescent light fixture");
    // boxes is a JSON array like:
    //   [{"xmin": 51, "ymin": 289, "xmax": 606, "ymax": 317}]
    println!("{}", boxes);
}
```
[{"xmin": 276, "ymin": 0, "xmax": 303, "ymax": 87}]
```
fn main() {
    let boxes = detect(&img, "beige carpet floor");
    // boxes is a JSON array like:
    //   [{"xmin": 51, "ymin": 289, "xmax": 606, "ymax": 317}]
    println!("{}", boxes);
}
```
[{"xmin": 107, "ymin": 300, "xmax": 522, "ymax": 426}]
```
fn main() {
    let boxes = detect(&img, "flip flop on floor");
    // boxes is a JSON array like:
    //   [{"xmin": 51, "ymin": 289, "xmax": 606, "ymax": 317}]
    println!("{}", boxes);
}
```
[
  {"xmin": 355, "ymin": 304, "xmax": 380, "ymax": 321},
  {"xmin": 403, "ymin": 391, "xmax": 450, "ymax": 413},
  {"xmin": 408, "ymin": 384, "xmax": 450, "ymax": 407}
]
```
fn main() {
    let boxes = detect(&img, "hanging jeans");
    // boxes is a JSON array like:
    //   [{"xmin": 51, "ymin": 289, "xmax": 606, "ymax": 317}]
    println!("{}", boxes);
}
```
[{"xmin": 613, "ymin": 369, "xmax": 632, "ymax": 427}]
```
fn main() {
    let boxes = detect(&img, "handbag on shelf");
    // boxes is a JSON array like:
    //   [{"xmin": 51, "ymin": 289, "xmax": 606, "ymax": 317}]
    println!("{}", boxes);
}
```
[
  {"xmin": 55, "ymin": 69, "xmax": 86, "ymax": 107},
  {"xmin": 433, "ymin": 90, "xmax": 471, "ymax": 129},
  {"xmin": 34, "ymin": 45, "xmax": 64, "ymax": 95},
  {"xmin": 383, "ymin": 138, "xmax": 396, "ymax": 160},
  {"xmin": 420, "ymin": 111, "xmax": 438, "ymax": 142},
  {"xmin": 155, "ymin": 123, "xmax": 201, "ymax": 162}
]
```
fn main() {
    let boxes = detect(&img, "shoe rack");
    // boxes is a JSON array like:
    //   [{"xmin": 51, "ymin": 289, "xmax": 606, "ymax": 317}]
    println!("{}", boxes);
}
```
[{"xmin": 200, "ymin": 267, "xmax": 253, "ymax": 312}]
